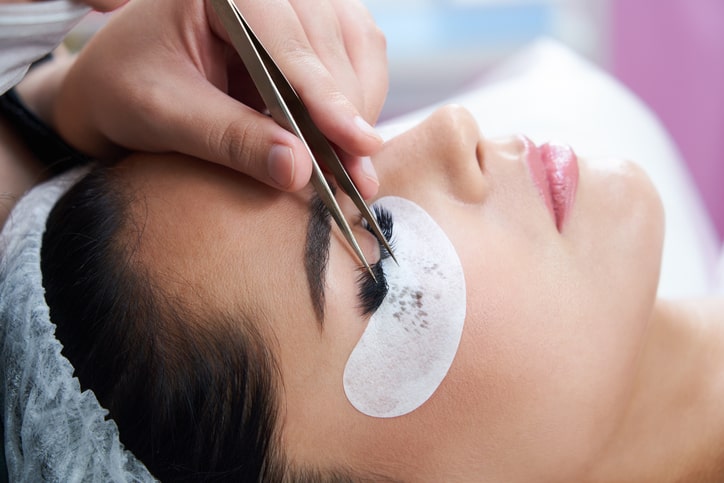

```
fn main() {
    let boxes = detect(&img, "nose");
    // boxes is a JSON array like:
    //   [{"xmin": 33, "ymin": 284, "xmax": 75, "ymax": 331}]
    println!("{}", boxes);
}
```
[{"xmin": 375, "ymin": 105, "xmax": 486, "ymax": 204}]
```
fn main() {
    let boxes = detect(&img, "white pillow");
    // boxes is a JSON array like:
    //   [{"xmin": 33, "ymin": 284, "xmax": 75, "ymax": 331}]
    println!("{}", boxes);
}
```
[{"xmin": 380, "ymin": 38, "xmax": 719, "ymax": 298}]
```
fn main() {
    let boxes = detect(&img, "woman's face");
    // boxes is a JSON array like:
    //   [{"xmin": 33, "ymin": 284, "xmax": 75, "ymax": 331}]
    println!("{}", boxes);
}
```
[{"xmin": 121, "ymin": 105, "xmax": 664, "ymax": 481}]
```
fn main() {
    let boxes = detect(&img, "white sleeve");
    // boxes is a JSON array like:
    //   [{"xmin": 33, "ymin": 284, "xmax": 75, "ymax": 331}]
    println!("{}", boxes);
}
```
[{"xmin": 0, "ymin": 0, "xmax": 90, "ymax": 94}]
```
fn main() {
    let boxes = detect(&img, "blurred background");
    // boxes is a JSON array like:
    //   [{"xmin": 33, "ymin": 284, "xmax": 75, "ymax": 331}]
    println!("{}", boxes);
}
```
[
  {"xmin": 70, "ymin": 0, "xmax": 723, "ymax": 240},
  {"xmin": 363, "ymin": 0, "xmax": 609, "ymax": 117},
  {"xmin": 361, "ymin": 0, "xmax": 723, "ymax": 241}
]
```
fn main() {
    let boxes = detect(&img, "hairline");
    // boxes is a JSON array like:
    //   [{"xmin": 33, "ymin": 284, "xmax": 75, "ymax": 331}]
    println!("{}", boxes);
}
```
[{"xmin": 110, "ymin": 165, "xmax": 374, "ymax": 480}]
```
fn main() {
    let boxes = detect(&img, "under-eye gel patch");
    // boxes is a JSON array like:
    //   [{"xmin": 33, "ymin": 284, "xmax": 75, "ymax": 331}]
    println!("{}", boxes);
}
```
[{"xmin": 343, "ymin": 197, "xmax": 466, "ymax": 418}]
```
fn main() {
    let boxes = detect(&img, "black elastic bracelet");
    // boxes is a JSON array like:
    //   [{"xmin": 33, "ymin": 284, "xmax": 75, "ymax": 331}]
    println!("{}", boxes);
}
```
[{"xmin": 0, "ymin": 88, "xmax": 93, "ymax": 176}]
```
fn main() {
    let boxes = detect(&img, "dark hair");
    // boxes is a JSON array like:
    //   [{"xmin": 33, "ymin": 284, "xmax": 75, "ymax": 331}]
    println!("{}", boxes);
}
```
[{"xmin": 40, "ymin": 166, "xmax": 360, "ymax": 482}]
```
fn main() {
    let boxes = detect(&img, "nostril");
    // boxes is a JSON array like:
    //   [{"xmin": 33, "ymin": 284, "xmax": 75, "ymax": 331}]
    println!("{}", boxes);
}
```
[{"xmin": 476, "ymin": 139, "xmax": 485, "ymax": 172}]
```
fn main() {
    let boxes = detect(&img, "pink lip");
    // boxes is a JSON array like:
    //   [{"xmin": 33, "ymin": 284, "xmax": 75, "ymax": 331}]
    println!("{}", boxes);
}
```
[{"xmin": 521, "ymin": 137, "xmax": 579, "ymax": 232}]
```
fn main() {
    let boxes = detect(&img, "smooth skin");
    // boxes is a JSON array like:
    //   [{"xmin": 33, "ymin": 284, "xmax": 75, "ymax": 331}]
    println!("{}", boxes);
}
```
[{"xmin": 102, "ymin": 106, "xmax": 724, "ymax": 481}]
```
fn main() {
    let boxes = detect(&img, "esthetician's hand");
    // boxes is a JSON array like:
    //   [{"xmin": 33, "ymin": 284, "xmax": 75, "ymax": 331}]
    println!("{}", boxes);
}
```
[{"xmin": 52, "ymin": 0, "xmax": 388, "ymax": 198}]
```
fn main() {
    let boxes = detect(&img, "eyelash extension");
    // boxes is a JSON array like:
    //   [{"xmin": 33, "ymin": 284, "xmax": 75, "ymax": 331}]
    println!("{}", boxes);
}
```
[{"xmin": 357, "ymin": 205, "xmax": 396, "ymax": 316}]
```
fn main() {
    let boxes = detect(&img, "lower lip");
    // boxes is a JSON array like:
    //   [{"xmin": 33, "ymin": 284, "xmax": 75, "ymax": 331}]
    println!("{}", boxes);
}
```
[{"xmin": 522, "ymin": 137, "xmax": 579, "ymax": 232}]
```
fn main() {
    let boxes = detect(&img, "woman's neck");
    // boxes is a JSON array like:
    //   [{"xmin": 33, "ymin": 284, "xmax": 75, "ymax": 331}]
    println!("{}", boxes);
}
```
[{"xmin": 588, "ymin": 297, "xmax": 724, "ymax": 482}]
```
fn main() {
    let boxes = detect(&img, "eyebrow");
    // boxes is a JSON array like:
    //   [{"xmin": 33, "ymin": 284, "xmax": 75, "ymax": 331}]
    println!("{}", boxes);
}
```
[{"xmin": 305, "ymin": 193, "xmax": 332, "ymax": 326}]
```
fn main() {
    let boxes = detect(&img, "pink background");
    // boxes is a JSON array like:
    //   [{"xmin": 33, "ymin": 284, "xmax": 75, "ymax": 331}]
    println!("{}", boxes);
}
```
[{"xmin": 611, "ymin": 0, "xmax": 724, "ymax": 240}]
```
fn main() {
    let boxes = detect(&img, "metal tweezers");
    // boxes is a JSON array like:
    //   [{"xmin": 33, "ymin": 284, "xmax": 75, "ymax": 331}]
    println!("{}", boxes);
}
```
[{"xmin": 210, "ymin": 0, "xmax": 395, "ymax": 279}]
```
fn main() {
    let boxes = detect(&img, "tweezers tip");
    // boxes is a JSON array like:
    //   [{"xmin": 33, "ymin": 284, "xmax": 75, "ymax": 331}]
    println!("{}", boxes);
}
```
[
  {"xmin": 384, "ymin": 242, "xmax": 399, "ymax": 265},
  {"xmin": 390, "ymin": 252, "xmax": 400, "ymax": 266},
  {"xmin": 363, "ymin": 261, "xmax": 377, "ymax": 282}
]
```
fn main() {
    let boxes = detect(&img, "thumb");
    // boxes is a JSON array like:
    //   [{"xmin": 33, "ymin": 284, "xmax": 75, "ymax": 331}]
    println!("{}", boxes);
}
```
[{"xmin": 153, "ymin": 79, "xmax": 314, "ymax": 191}]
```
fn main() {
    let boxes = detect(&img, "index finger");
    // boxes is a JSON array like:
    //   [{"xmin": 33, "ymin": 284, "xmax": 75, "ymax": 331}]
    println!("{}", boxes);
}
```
[
  {"xmin": 329, "ymin": 0, "xmax": 388, "ymax": 123},
  {"xmin": 207, "ymin": 0, "xmax": 383, "ymax": 158}
]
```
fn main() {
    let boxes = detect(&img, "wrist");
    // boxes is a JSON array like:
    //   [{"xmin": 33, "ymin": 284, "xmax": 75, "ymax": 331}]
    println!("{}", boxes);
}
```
[
  {"xmin": 0, "ymin": 83, "xmax": 93, "ymax": 175},
  {"xmin": 15, "ymin": 53, "xmax": 75, "ymax": 129}
]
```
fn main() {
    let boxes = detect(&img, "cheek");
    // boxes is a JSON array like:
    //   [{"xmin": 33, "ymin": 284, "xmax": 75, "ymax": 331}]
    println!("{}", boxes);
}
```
[
  {"xmin": 440, "ymin": 190, "xmax": 661, "ymax": 477},
  {"xmin": 569, "ymin": 158, "xmax": 664, "ymax": 303}
]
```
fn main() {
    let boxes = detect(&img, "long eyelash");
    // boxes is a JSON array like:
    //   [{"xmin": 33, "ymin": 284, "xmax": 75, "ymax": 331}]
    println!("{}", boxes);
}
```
[{"xmin": 357, "ymin": 206, "xmax": 396, "ymax": 316}]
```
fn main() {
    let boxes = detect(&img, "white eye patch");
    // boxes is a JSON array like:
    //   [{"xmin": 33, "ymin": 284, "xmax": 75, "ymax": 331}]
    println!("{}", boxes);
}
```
[{"xmin": 343, "ymin": 197, "xmax": 466, "ymax": 418}]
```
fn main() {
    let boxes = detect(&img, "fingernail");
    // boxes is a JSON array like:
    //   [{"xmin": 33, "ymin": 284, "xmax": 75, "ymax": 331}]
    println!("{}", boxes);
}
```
[
  {"xmin": 354, "ymin": 116, "xmax": 382, "ymax": 142},
  {"xmin": 268, "ymin": 144, "xmax": 295, "ymax": 188},
  {"xmin": 360, "ymin": 156, "xmax": 379, "ymax": 186}
]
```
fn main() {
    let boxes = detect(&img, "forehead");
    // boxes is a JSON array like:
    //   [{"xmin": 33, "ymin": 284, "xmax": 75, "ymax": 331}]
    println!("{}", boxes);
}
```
[{"xmin": 115, "ymin": 152, "xmax": 313, "ymax": 318}]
